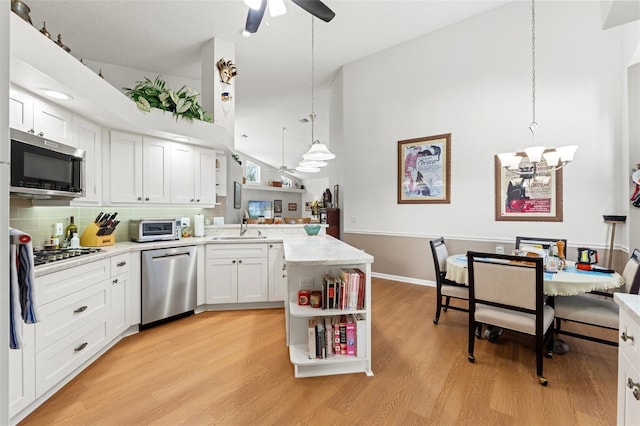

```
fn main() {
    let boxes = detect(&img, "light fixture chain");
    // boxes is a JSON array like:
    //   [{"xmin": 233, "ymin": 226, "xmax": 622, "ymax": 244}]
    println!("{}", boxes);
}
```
[{"xmin": 530, "ymin": 0, "xmax": 536, "ymax": 134}]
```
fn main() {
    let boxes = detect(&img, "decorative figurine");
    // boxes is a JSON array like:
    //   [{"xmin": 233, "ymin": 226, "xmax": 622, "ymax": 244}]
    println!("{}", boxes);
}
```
[{"xmin": 216, "ymin": 58, "xmax": 237, "ymax": 84}]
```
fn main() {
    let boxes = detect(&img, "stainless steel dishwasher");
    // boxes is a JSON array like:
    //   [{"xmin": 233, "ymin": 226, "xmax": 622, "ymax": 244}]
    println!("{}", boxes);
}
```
[{"xmin": 141, "ymin": 245, "xmax": 197, "ymax": 327}]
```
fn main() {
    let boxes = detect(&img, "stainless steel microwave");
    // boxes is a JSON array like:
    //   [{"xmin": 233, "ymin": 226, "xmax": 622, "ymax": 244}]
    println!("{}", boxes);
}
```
[
  {"xmin": 10, "ymin": 128, "xmax": 86, "ymax": 199},
  {"xmin": 130, "ymin": 219, "xmax": 180, "ymax": 242}
]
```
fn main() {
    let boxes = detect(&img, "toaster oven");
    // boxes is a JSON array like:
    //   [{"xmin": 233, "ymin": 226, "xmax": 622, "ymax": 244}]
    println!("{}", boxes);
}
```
[{"xmin": 129, "ymin": 219, "xmax": 180, "ymax": 242}]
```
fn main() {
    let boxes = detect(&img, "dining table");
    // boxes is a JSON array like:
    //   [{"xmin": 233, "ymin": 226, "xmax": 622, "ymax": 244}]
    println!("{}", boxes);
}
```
[{"xmin": 445, "ymin": 254, "xmax": 625, "ymax": 296}]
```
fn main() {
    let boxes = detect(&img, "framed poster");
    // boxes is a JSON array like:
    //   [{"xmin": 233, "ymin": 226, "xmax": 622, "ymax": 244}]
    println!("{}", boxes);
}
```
[
  {"xmin": 288, "ymin": 203, "xmax": 297, "ymax": 211},
  {"xmin": 398, "ymin": 133, "xmax": 451, "ymax": 204},
  {"xmin": 274, "ymin": 199, "xmax": 282, "ymax": 214},
  {"xmin": 494, "ymin": 154, "xmax": 563, "ymax": 222},
  {"xmin": 234, "ymin": 181, "xmax": 242, "ymax": 209}
]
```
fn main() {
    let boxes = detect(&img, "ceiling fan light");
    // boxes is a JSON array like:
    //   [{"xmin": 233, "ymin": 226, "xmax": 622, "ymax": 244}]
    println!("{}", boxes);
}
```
[
  {"xmin": 243, "ymin": 0, "xmax": 263, "ymax": 10},
  {"xmin": 303, "ymin": 142, "xmax": 335, "ymax": 161},
  {"xmin": 299, "ymin": 159, "xmax": 327, "ymax": 167},
  {"xmin": 555, "ymin": 145, "xmax": 578, "ymax": 162},
  {"xmin": 268, "ymin": 0, "xmax": 286, "ymax": 17},
  {"xmin": 295, "ymin": 165, "xmax": 320, "ymax": 173},
  {"xmin": 524, "ymin": 146, "xmax": 545, "ymax": 163}
]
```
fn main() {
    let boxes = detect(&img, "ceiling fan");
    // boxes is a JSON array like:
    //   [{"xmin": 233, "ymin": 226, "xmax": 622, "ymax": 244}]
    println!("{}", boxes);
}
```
[
  {"xmin": 244, "ymin": 0, "xmax": 336, "ymax": 34},
  {"xmin": 266, "ymin": 127, "xmax": 297, "ymax": 173}
]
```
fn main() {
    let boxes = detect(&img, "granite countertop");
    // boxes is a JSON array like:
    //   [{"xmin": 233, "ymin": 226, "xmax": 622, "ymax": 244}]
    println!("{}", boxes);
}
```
[
  {"xmin": 614, "ymin": 293, "xmax": 640, "ymax": 325},
  {"xmin": 34, "ymin": 226, "xmax": 373, "ymax": 276}
]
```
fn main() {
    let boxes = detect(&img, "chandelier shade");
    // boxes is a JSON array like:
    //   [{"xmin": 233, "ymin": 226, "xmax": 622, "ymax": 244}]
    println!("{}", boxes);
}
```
[{"xmin": 303, "ymin": 141, "xmax": 335, "ymax": 161}]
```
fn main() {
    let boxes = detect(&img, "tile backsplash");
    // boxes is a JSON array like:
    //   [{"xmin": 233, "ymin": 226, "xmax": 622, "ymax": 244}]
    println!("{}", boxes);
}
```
[{"xmin": 9, "ymin": 198, "xmax": 225, "ymax": 248}]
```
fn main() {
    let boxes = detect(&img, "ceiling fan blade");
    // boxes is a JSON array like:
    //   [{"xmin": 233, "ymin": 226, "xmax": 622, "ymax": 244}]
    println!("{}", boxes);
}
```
[
  {"xmin": 245, "ymin": 0, "xmax": 267, "ymax": 33},
  {"xmin": 291, "ymin": 0, "xmax": 336, "ymax": 23}
]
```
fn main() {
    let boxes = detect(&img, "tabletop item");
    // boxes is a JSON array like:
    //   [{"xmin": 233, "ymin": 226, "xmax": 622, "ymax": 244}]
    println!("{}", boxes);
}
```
[
  {"xmin": 577, "ymin": 247, "xmax": 598, "ymax": 265},
  {"xmin": 304, "ymin": 224, "xmax": 321, "ymax": 236}
]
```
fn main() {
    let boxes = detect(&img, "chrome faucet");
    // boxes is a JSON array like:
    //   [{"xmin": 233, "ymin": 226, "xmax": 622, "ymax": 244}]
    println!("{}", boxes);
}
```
[{"xmin": 240, "ymin": 218, "xmax": 248, "ymax": 236}]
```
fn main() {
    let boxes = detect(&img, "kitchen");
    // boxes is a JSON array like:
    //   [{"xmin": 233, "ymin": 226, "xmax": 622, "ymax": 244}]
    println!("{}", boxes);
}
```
[{"xmin": 3, "ymin": 0, "xmax": 633, "ymax": 424}]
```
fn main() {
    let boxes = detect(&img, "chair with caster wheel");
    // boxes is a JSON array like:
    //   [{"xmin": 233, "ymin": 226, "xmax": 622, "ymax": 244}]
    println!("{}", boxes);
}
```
[
  {"xmin": 467, "ymin": 251, "xmax": 555, "ymax": 386},
  {"xmin": 429, "ymin": 237, "xmax": 468, "ymax": 325}
]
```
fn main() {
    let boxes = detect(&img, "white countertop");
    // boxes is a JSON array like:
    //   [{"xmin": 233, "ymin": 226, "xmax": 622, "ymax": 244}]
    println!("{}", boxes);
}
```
[
  {"xmin": 34, "ymin": 230, "xmax": 373, "ymax": 276},
  {"xmin": 614, "ymin": 293, "xmax": 640, "ymax": 325}
]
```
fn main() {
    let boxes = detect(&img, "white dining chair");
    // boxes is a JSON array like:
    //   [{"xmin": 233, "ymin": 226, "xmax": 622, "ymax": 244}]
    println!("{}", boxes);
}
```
[{"xmin": 553, "ymin": 249, "xmax": 640, "ymax": 346}]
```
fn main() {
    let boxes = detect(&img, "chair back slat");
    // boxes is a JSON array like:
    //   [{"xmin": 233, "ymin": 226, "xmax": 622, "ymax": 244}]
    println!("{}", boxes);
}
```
[
  {"xmin": 429, "ymin": 237, "xmax": 449, "ymax": 276},
  {"xmin": 624, "ymin": 248, "xmax": 640, "ymax": 294},
  {"xmin": 471, "ymin": 258, "xmax": 540, "ymax": 311}
]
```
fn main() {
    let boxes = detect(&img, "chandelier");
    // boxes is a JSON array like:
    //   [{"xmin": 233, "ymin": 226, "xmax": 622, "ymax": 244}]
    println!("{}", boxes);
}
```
[
  {"xmin": 497, "ymin": 0, "xmax": 577, "ymax": 181},
  {"xmin": 296, "ymin": 17, "xmax": 335, "ymax": 173}
]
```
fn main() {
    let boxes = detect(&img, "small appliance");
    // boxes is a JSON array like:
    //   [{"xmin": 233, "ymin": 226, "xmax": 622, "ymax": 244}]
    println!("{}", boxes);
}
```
[
  {"xmin": 577, "ymin": 247, "xmax": 598, "ymax": 265},
  {"xmin": 10, "ymin": 128, "xmax": 85, "ymax": 199},
  {"xmin": 129, "ymin": 218, "xmax": 179, "ymax": 242}
]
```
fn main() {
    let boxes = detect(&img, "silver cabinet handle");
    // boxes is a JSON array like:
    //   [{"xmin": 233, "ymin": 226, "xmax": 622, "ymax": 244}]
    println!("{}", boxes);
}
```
[
  {"xmin": 137, "ymin": 197, "xmax": 142, "ymax": 201},
  {"xmin": 28, "ymin": 129, "xmax": 35, "ymax": 134},
  {"xmin": 74, "ymin": 342, "xmax": 88, "ymax": 352},
  {"xmin": 196, "ymin": 199, "xmax": 200, "ymax": 202},
  {"xmin": 74, "ymin": 306, "xmax": 88, "ymax": 314},
  {"xmin": 145, "ymin": 197, "xmax": 150, "ymax": 201},
  {"xmin": 112, "ymin": 278, "xmax": 119, "ymax": 284},
  {"xmin": 117, "ymin": 261, "xmax": 126, "ymax": 267},
  {"xmin": 232, "ymin": 260, "xmax": 236, "ymax": 264},
  {"xmin": 238, "ymin": 259, "xmax": 243, "ymax": 264},
  {"xmin": 190, "ymin": 199, "xmax": 194, "ymax": 202},
  {"xmin": 622, "ymin": 332, "xmax": 635, "ymax": 342},
  {"xmin": 38, "ymin": 131, "xmax": 44, "ymax": 137}
]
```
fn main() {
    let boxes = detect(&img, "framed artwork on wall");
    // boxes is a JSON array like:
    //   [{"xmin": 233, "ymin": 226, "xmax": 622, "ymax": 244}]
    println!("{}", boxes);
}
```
[
  {"xmin": 398, "ymin": 133, "xmax": 451, "ymax": 204},
  {"xmin": 234, "ymin": 181, "xmax": 242, "ymax": 209},
  {"xmin": 288, "ymin": 203, "xmax": 297, "ymax": 211},
  {"xmin": 494, "ymin": 154, "xmax": 563, "ymax": 222},
  {"xmin": 274, "ymin": 199, "xmax": 282, "ymax": 214}
]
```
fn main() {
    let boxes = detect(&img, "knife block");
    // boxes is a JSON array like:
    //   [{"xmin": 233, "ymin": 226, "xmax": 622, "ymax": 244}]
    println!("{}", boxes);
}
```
[{"xmin": 80, "ymin": 223, "xmax": 115, "ymax": 247}]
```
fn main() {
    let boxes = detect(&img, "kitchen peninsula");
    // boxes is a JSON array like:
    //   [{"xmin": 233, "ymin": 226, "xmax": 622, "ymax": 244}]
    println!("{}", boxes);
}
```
[{"xmin": 9, "ymin": 227, "xmax": 374, "ymax": 424}]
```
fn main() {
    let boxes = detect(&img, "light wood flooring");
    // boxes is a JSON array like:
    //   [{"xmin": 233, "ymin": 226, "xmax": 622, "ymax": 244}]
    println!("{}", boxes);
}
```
[{"xmin": 20, "ymin": 278, "xmax": 618, "ymax": 425}]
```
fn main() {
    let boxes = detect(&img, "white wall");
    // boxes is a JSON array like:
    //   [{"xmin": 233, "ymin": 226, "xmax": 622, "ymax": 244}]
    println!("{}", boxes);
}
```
[
  {"xmin": 340, "ymin": 1, "xmax": 629, "ymax": 249},
  {"xmin": 1, "ymin": 0, "xmax": 9, "ymax": 421}
]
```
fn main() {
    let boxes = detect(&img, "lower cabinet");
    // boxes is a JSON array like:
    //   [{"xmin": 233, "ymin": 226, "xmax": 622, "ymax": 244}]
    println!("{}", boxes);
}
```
[
  {"xmin": 8, "ymin": 323, "xmax": 35, "ymax": 417},
  {"xmin": 268, "ymin": 243, "xmax": 286, "ymax": 302},
  {"xmin": 617, "ymin": 306, "xmax": 640, "ymax": 424},
  {"xmin": 205, "ymin": 244, "xmax": 269, "ymax": 304}
]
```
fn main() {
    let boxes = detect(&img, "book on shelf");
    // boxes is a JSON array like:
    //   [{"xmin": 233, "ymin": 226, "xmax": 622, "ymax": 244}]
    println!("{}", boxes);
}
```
[
  {"xmin": 316, "ymin": 320, "xmax": 326, "ymax": 359},
  {"xmin": 346, "ymin": 315, "xmax": 356, "ymax": 356},
  {"xmin": 324, "ymin": 317, "xmax": 333, "ymax": 358},
  {"xmin": 354, "ymin": 313, "xmax": 366, "ymax": 358},
  {"xmin": 339, "ymin": 315, "xmax": 347, "ymax": 355},
  {"xmin": 308, "ymin": 319, "xmax": 316, "ymax": 360},
  {"xmin": 332, "ymin": 316, "xmax": 341, "ymax": 355}
]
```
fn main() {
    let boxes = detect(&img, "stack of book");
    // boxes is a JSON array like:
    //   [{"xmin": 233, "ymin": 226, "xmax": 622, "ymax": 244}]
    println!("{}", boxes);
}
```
[
  {"xmin": 320, "ymin": 268, "xmax": 366, "ymax": 310},
  {"xmin": 308, "ymin": 314, "xmax": 366, "ymax": 359}
]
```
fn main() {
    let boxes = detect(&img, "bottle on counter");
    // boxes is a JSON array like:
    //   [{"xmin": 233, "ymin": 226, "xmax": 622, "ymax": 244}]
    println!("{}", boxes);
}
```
[
  {"xmin": 65, "ymin": 216, "xmax": 78, "ymax": 244},
  {"xmin": 70, "ymin": 233, "xmax": 80, "ymax": 249}
]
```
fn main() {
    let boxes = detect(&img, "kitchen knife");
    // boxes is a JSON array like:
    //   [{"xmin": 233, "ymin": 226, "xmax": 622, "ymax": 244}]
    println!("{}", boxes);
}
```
[{"xmin": 94, "ymin": 212, "xmax": 104, "ymax": 223}]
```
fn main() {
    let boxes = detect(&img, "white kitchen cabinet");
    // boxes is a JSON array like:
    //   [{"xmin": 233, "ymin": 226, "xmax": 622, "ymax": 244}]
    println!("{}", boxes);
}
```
[
  {"xmin": 215, "ymin": 152, "xmax": 227, "ymax": 197},
  {"xmin": 71, "ymin": 116, "xmax": 102, "ymax": 205},
  {"xmin": 9, "ymin": 86, "xmax": 73, "ymax": 144},
  {"xmin": 268, "ymin": 242, "xmax": 286, "ymax": 302},
  {"xmin": 107, "ymin": 131, "xmax": 171, "ymax": 204},
  {"xmin": 170, "ymin": 143, "xmax": 217, "ymax": 205},
  {"xmin": 109, "ymin": 253, "xmax": 130, "ymax": 339},
  {"xmin": 617, "ymin": 302, "xmax": 640, "ymax": 425},
  {"xmin": 8, "ymin": 323, "xmax": 35, "ymax": 418},
  {"xmin": 205, "ymin": 244, "xmax": 269, "ymax": 304}
]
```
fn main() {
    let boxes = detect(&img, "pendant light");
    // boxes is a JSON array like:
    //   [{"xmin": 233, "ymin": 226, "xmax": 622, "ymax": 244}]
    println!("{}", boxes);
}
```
[
  {"xmin": 302, "ymin": 17, "xmax": 335, "ymax": 162},
  {"xmin": 497, "ymin": 0, "xmax": 577, "ymax": 179}
]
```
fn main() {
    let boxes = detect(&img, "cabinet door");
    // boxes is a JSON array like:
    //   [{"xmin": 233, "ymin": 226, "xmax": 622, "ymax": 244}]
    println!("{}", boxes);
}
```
[
  {"xmin": 268, "ymin": 243, "xmax": 285, "ymax": 302},
  {"xmin": 215, "ymin": 153, "xmax": 227, "ymax": 197},
  {"xmin": 194, "ymin": 147, "xmax": 217, "ymax": 205},
  {"xmin": 109, "ymin": 131, "xmax": 143, "ymax": 203},
  {"xmin": 71, "ymin": 117, "xmax": 102, "ymax": 205},
  {"xmin": 237, "ymin": 257, "xmax": 269, "ymax": 303},
  {"xmin": 142, "ymin": 137, "xmax": 171, "ymax": 203},
  {"xmin": 33, "ymin": 98, "xmax": 72, "ymax": 144},
  {"xmin": 618, "ymin": 351, "xmax": 640, "ymax": 425},
  {"xmin": 9, "ymin": 86, "xmax": 34, "ymax": 132},
  {"xmin": 9, "ymin": 323, "xmax": 35, "ymax": 417},
  {"xmin": 110, "ymin": 272, "xmax": 128, "ymax": 339},
  {"xmin": 170, "ymin": 142, "xmax": 195, "ymax": 204},
  {"xmin": 205, "ymin": 258, "xmax": 238, "ymax": 304}
]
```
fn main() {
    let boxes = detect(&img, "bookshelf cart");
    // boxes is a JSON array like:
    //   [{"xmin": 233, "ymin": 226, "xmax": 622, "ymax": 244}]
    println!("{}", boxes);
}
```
[{"xmin": 283, "ymin": 236, "xmax": 374, "ymax": 378}]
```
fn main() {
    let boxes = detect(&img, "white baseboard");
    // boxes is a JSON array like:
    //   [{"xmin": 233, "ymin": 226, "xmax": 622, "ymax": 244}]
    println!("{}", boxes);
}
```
[{"xmin": 371, "ymin": 271, "xmax": 436, "ymax": 288}]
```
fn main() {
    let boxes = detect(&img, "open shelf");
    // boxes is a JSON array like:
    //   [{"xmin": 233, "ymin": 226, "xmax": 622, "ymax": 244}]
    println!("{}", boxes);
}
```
[{"xmin": 243, "ymin": 185, "xmax": 305, "ymax": 194}]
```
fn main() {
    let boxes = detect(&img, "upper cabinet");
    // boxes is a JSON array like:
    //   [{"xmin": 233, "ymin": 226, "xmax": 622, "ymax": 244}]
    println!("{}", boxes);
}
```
[
  {"xmin": 71, "ymin": 117, "xmax": 102, "ymax": 205},
  {"xmin": 170, "ymin": 144, "xmax": 217, "ymax": 205},
  {"xmin": 9, "ymin": 86, "xmax": 72, "ymax": 145},
  {"xmin": 216, "ymin": 153, "xmax": 227, "ymax": 197}
]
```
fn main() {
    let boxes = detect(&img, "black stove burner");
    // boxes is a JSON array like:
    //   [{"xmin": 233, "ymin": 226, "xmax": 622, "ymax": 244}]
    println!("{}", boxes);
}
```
[{"xmin": 33, "ymin": 247, "xmax": 103, "ymax": 266}]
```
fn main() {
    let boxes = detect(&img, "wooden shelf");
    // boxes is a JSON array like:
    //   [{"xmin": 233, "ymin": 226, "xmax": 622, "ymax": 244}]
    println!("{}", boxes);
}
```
[{"xmin": 242, "ymin": 185, "xmax": 305, "ymax": 194}]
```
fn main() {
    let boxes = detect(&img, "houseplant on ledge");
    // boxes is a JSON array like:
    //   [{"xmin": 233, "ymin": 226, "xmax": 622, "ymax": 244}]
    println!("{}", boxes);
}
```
[{"xmin": 124, "ymin": 76, "xmax": 213, "ymax": 123}]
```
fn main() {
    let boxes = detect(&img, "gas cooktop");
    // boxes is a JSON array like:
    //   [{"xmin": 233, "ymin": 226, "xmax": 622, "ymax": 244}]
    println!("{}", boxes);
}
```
[{"xmin": 33, "ymin": 247, "xmax": 103, "ymax": 266}]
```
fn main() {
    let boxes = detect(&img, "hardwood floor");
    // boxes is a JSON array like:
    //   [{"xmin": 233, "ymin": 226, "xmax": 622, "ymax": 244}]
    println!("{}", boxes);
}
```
[{"xmin": 20, "ymin": 278, "xmax": 618, "ymax": 425}]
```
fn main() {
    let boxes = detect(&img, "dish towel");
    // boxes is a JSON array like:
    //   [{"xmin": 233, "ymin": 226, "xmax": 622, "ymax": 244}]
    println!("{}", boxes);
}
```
[{"xmin": 9, "ymin": 228, "xmax": 40, "ymax": 349}]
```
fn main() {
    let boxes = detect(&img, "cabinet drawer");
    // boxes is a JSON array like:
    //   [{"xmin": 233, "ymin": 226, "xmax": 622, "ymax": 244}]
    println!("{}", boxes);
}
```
[
  {"xmin": 110, "ymin": 253, "xmax": 130, "ymax": 274},
  {"xmin": 206, "ymin": 243, "xmax": 267, "ymax": 259},
  {"xmin": 37, "ymin": 259, "xmax": 110, "ymax": 304},
  {"xmin": 36, "ymin": 280, "xmax": 110, "ymax": 352},
  {"xmin": 619, "ymin": 309, "xmax": 640, "ymax": 358},
  {"xmin": 35, "ymin": 317, "xmax": 109, "ymax": 397}
]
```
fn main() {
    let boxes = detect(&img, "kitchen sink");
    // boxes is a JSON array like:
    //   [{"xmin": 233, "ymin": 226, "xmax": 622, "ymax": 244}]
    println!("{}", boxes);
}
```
[{"xmin": 210, "ymin": 235, "xmax": 267, "ymax": 240}]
